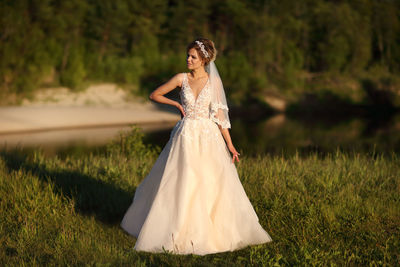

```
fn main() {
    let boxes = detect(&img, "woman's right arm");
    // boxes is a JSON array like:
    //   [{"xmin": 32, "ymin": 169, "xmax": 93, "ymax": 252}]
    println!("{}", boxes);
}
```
[{"xmin": 149, "ymin": 73, "xmax": 185, "ymax": 116}]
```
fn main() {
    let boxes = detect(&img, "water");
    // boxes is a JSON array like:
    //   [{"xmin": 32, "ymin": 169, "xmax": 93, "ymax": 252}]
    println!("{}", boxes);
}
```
[
  {"xmin": 0, "ymin": 122, "xmax": 176, "ymax": 157},
  {"xmin": 145, "ymin": 113, "xmax": 400, "ymax": 156},
  {"xmin": 1, "ymin": 114, "xmax": 399, "ymax": 157}
]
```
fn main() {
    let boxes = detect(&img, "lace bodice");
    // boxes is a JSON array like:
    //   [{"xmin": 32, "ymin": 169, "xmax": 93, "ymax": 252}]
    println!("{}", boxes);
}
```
[{"xmin": 180, "ymin": 73, "xmax": 211, "ymax": 120}]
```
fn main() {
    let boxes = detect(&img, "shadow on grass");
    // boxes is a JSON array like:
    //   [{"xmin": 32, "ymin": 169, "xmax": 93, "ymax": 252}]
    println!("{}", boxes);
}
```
[{"xmin": 0, "ymin": 149, "xmax": 135, "ymax": 224}]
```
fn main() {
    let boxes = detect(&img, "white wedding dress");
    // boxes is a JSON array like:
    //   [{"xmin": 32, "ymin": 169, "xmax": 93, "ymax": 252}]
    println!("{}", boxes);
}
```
[{"xmin": 121, "ymin": 73, "xmax": 272, "ymax": 255}]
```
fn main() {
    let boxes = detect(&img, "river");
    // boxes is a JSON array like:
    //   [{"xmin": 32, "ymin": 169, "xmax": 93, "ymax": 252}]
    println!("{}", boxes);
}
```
[{"xmin": 2, "ymin": 113, "xmax": 398, "ymax": 157}]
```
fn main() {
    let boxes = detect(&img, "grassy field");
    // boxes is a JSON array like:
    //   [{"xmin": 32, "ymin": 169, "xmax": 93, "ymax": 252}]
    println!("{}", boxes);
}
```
[{"xmin": 0, "ymin": 128, "xmax": 399, "ymax": 266}]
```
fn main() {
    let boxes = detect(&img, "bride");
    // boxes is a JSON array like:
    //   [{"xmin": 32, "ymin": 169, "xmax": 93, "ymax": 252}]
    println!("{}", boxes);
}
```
[{"xmin": 121, "ymin": 38, "xmax": 272, "ymax": 255}]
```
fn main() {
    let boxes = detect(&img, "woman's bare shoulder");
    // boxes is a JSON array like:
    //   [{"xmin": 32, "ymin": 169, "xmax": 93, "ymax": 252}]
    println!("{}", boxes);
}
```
[{"xmin": 171, "ymin": 73, "xmax": 186, "ymax": 88}]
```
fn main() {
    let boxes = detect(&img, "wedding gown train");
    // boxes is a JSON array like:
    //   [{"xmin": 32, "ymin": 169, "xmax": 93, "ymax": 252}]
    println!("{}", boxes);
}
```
[{"xmin": 121, "ymin": 73, "xmax": 272, "ymax": 255}]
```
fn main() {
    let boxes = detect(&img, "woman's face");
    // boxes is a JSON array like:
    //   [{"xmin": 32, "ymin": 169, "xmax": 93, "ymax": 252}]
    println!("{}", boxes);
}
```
[{"xmin": 187, "ymin": 48, "xmax": 204, "ymax": 70}]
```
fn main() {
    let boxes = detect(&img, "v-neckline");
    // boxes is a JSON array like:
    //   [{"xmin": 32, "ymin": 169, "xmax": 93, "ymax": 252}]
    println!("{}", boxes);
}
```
[{"xmin": 186, "ymin": 73, "xmax": 209, "ymax": 102}]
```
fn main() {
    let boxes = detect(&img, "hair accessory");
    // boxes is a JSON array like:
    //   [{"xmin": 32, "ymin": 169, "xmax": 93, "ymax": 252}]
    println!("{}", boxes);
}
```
[{"xmin": 195, "ymin": 40, "xmax": 209, "ymax": 58}]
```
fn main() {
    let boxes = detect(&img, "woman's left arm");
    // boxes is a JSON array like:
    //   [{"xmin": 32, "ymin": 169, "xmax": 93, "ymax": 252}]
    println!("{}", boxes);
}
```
[{"xmin": 219, "ymin": 127, "xmax": 240, "ymax": 163}]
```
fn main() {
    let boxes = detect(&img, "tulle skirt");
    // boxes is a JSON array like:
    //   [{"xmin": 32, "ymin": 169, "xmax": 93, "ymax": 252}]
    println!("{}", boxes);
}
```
[{"xmin": 121, "ymin": 117, "xmax": 272, "ymax": 255}]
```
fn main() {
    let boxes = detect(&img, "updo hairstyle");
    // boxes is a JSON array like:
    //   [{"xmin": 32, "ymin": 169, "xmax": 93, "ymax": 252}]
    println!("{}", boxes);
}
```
[{"xmin": 187, "ymin": 38, "xmax": 217, "ymax": 65}]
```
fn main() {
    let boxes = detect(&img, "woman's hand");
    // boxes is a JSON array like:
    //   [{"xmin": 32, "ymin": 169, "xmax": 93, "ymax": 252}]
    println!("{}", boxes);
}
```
[
  {"xmin": 175, "ymin": 102, "xmax": 186, "ymax": 117},
  {"xmin": 228, "ymin": 144, "xmax": 240, "ymax": 163},
  {"xmin": 218, "ymin": 127, "xmax": 240, "ymax": 164}
]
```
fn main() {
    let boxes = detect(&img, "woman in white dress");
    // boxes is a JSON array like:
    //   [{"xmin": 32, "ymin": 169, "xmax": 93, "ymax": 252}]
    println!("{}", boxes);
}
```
[{"xmin": 121, "ymin": 38, "xmax": 272, "ymax": 255}]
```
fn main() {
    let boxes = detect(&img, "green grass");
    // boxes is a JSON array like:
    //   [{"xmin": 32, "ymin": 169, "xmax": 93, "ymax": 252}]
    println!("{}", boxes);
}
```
[{"xmin": 0, "ymin": 128, "xmax": 399, "ymax": 266}]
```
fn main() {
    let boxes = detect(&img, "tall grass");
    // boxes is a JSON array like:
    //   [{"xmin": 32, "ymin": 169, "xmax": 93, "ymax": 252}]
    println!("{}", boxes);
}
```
[{"xmin": 0, "ymin": 128, "xmax": 399, "ymax": 266}]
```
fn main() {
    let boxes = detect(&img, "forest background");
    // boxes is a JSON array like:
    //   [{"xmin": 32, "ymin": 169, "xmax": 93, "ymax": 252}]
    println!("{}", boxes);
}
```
[{"xmin": 2, "ymin": 0, "xmax": 400, "ymax": 111}]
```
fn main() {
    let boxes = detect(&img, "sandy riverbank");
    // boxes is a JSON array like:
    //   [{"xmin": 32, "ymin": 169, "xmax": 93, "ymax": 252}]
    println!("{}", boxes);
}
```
[
  {"xmin": 0, "ymin": 84, "xmax": 180, "ymax": 134},
  {"xmin": 0, "ymin": 84, "xmax": 180, "ymax": 150}
]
